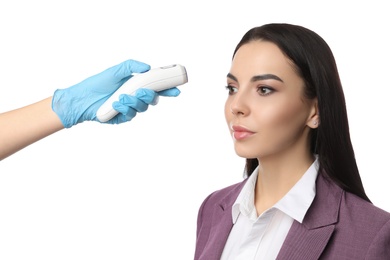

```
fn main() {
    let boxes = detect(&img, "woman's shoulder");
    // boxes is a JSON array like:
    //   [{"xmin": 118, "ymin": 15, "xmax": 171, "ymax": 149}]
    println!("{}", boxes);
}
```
[
  {"xmin": 197, "ymin": 179, "xmax": 247, "ymax": 214},
  {"xmin": 332, "ymin": 191, "xmax": 390, "ymax": 257},
  {"xmin": 342, "ymin": 190, "xmax": 390, "ymax": 223},
  {"xmin": 203, "ymin": 180, "xmax": 246, "ymax": 203},
  {"xmin": 317, "ymin": 173, "xmax": 390, "ymax": 221}
]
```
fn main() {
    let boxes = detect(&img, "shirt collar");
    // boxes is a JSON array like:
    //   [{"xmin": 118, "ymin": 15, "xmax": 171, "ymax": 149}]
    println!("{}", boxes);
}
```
[
  {"xmin": 232, "ymin": 158, "xmax": 319, "ymax": 224},
  {"xmin": 232, "ymin": 166, "xmax": 259, "ymax": 222}
]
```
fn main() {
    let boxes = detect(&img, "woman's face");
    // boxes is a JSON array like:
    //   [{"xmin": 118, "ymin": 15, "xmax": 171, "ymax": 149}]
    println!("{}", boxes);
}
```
[{"xmin": 225, "ymin": 40, "xmax": 318, "ymax": 160}]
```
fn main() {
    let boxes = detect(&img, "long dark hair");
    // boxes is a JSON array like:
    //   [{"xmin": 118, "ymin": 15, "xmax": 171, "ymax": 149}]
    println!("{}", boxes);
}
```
[{"xmin": 234, "ymin": 23, "xmax": 370, "ymax": 202}]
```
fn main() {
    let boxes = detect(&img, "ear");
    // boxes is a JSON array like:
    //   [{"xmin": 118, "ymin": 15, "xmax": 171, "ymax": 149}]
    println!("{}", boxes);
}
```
[{"xmin": 306, "ymin": 99, "xmax": 319, "ymax": 129}]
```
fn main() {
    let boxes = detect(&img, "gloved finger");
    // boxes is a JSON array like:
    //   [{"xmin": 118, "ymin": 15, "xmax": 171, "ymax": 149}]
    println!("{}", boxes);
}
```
[
  {"xmin": 122, "ymin": 59, "xmax": 151, "ymax": 74},
  {"xmin": 117, "ymin": 94, "xmax": 150, "ymax": 112},
  {"xmin": 158, "ymin": 87, "xmax": 181, "ymax": 97},
  {"xmin": 108, "ymin": 59, "xmax": 151, "ymax": 81},
  {"xmin": 134, "ymin": 89, "xmax": 160, "ymax": 106},
  {"xmin": 112, "ymin": 101, "xmax": 138, "ymax": 117},
  {"xmin": 105, "ymin": 109, "xmax": 137, "ymax": 124}
]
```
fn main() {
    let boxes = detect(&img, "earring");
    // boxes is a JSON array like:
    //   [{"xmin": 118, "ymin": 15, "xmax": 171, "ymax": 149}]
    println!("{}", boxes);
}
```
[{"xmin": 313, "ymin": 121, "xmax": 318, "ymax": 126}]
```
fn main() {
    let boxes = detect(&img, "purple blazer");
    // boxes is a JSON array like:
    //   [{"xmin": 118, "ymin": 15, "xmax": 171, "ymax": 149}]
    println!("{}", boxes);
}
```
[{"xmin": 194, "ymin": 173, "xmax": 390, "ymax": 259}]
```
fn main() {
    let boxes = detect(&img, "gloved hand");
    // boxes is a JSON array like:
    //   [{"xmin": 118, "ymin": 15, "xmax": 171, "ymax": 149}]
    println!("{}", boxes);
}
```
[{"xmin": 52, "ymin": 59, "xmax": 180, "ymax": 128}]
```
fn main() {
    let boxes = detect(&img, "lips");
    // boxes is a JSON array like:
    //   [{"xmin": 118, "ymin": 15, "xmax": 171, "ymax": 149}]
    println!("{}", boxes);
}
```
[{"xmin": 231, "ymin": 125, "xmax": 255, "ymax": 140}]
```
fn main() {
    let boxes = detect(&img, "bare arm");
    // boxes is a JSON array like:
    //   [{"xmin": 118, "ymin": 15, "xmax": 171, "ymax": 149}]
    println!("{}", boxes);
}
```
[{"xmin": 0, "ymin": 97, "xmax": 64, "ymax": 160}]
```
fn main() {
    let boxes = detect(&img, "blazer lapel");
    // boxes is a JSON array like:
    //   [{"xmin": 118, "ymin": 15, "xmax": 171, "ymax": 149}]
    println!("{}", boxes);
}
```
[
  {"xmin": 202, "ymin": 203, "xmax": 234, "ymax": 257},
  {"xmin": 199, "ymin": 181, "xmax": 246, "ymax": 260},
  {"xmin": 277, "ymin": 173, "xmax": 343, "ymax": 259},
  {"xmin": 276, "ymin": 221, "xmax": 335, "ymax": 259}
]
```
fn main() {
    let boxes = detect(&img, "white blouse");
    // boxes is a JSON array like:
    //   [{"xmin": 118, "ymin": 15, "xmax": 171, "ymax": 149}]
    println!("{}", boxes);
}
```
[{"xmin": 221, "ymin": 159, "xmax": 319, "ymax": 260}]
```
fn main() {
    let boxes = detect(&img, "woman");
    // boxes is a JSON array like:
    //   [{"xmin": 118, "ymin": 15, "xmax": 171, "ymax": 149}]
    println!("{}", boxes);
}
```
[{"xmin": 194, "ymin": 23, "xmax": 390, "ymax": 259}]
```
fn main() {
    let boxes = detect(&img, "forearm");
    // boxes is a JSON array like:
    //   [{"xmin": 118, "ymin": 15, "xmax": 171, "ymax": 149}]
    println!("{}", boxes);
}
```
[{"xmin": 0, "ymin": 97, "xmax": 64, "ymax": 160}]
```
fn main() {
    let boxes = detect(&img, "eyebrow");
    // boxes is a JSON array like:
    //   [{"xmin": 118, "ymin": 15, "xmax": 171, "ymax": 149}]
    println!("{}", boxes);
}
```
[{"xmin": 227, "ymin": 73, "xmax": 284, "ymax": 83}]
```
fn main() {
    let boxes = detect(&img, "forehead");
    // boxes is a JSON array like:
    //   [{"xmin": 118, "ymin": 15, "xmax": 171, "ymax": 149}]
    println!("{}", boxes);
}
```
[{"xmin": 230, "ymin": 41, "xmax": 299, "ymax": 81}]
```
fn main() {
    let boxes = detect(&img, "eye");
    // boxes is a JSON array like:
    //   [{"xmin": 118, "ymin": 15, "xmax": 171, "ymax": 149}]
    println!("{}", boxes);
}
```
[
  {"xmin": 225, "ymin": 85, "xmax": 238, "ymax": 95},
  {"xmin": 257, "ymin": 86, "xmax": 274, "ymax": 96}
]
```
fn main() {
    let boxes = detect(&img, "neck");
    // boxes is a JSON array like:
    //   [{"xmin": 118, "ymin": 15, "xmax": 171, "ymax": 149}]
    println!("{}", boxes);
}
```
[{"xmin": 254, "ymin": 149, "xmax": 315, "ymax": 215}]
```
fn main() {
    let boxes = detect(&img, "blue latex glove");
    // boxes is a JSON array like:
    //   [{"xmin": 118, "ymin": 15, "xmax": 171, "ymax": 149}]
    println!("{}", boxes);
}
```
[{"xmin": 52, "ymin": 59, "xmax": 180, "ymax": 128}]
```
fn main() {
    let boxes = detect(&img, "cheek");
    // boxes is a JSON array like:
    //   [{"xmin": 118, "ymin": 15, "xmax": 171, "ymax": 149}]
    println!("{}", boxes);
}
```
[
  {"xmin": 256, "ymin": 101, "xmax": 309, "ymax": 141},
  {"xmin": 263, "ymin": 106, "xmax": 300, "ymax": 127},
  {"xmin": 224, "ymin": 100, "xmax": 232, "ymax": 125}
]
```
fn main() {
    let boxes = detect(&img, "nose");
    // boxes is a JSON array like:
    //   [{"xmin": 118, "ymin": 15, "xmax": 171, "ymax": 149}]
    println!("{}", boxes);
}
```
[{"xmin": 229, "ymin": 91, "xmax": 249, "ymax": 116}]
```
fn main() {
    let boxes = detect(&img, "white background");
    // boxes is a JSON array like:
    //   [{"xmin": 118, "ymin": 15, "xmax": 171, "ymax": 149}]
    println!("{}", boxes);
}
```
[{"xmin": 1, "ymin": 1, "xmax": 389, "ymax": 259}]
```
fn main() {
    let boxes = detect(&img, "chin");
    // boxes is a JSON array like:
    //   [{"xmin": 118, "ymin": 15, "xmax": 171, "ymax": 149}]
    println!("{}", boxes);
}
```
[
  {"xmin": 234, "ymin": 146, "xmax": 276, "ymax": 160},
  {"xmin": 234, "ymin": 148, "xmax": 260, "ymax": 160}
]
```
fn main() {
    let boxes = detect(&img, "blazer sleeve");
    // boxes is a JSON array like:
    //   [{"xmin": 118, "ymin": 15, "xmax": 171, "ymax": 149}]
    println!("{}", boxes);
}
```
[{"xmin": 365, "ymin": 218, "xmax": 390, "ymax": 259}]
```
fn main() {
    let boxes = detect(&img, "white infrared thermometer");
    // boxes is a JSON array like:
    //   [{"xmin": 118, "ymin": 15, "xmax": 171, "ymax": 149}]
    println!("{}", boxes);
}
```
[{"xmin": 96, "ymin": 64, "xmax": 188, "ymax": 122}]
